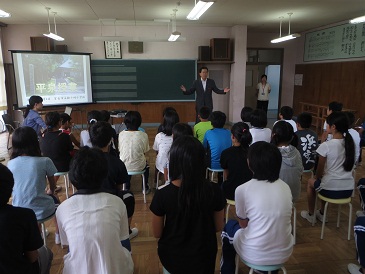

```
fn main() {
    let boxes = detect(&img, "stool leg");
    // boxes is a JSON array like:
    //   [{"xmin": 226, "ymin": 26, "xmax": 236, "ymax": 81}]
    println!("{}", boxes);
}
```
[
  {"xmin": 293, "ymin": 206, "xmax": 297, "ymax": 245},
  {"xmin": 211, "ymin": 171, "xmax": 215, "ymax": 182},
  {"xmin": 282, "ymin": 266, "xmax": 288, "ymax": 274},
  {"xmin": 312, "ymin": 194, "xmax": 318, "ymax": 226},
  {"xmin": 337, "ymin": 205, "xmax": 342, "ymax": 228},
  {"xmin": 64, "ymin": 175, "xmax": 69, "ymax": 199},
  {"xmin": 348, "ymin": 203, "xmax": 352, "ymax": 240},
  {"xmin": 235, "ymin": 254, "xmax": 239, "ymax": 274},
  {"xmin": 41, "ymin": 222, "xmax": 47, "ymax": 246},
  {"xmin": 156, "ymin": 171, "xmax": 160, "ymax": 189},
  {"xmin": 321, "ymin": 202, "xmax": 329, "ymax": 239},
  {"xmin": 249, "ymin": 268, "xmax": 254, "ymax": 274},
  {"xmin": 226, "ymin": 204, "xmax": 231, "ymax": 224},
  {"xmin": 142, "ymin": 174, "xmax": 146, "ymax": 204}
]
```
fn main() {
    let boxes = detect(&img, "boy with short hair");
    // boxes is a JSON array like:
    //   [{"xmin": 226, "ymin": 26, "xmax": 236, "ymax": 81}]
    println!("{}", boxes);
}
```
[
  {"xmin": 59, "ymin": 113, "xmax": 80, "ymax": 148},
  {"xmin": 220, "ymin": 142, "xmax": 293, "ymax": 273},
  {"xmin": 240, "ymin": 106, "xmax": 253, "ymax": 128},
  {"xmin": 194, "ymin": 106, "xmax": 213, "ymax": 143},
  {"xmin": 295, "ymin": 112, "xmax": 318, "ymax": 171},
  {"xmin": 56, "ymin": 147, "xmax": 134, "ymax": 274},
  {"xmin": 90, "ymin": 121, "xmax": 138, "ymax": 240},
  {"xmin": 274, "ymin": 106, "xmax": 297, "ymax": 132},
  {"xmin": 321, "ymin": 101, "xmax": 343, "ymax": 142},
  {"xmin": 118, "ymin": 111, "xmax": 150, "ymax": 193},
  {"xmin": 203, "ymin": 111, "xmax": 231, "ymax": 183}
]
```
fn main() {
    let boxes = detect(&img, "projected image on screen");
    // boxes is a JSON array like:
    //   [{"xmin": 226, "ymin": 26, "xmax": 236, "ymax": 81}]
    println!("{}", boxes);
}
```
[{"xmin": 12, "ymin": 51, "xmax": 93, "ymax": 108}]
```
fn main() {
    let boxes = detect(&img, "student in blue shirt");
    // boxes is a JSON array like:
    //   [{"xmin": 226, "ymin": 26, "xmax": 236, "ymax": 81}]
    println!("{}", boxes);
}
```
[
  {"xmin": 203, "ymin": 111, "xmax": 231, "ymax": 184},
  {"xmin": 22, "ymin": 95, "xmax": 46, "ymax": 136}
]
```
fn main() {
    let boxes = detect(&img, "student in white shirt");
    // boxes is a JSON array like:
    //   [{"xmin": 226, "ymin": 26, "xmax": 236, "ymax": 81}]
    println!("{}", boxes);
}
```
[
  {"xmin": 80, "ymin": 110, "xmax": 101, "ymax": 148},
  {"xmin": 301, "ymin": 112, "xmax": 355, "ymax": 224},
  {"xmin": 249, "ymin": 109, "xmax": 271, "ymax": 144},
  {"xmin": 220, "ymin": 141, "xmax": 293, "ymax": 273},
  {"xmin": 345, "ymin": 111, "xmax": 361, "ymax": 164},
  {"xmin": 56, "ymin": 147, "xmax": 134, "ymax": 274},
  {"xmin": 273, "ymin": 106, "xmax": 297, "ymax": 132}
]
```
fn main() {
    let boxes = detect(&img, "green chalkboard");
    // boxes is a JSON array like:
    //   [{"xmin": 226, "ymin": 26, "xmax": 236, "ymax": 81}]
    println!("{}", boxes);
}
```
[
  {"xmin": 304, "ymin": 22, "xmax": 365, "ymax": 62},
  {"xmin": 91, "ymin": 59, "xmax": 196, "ymax": 102}
]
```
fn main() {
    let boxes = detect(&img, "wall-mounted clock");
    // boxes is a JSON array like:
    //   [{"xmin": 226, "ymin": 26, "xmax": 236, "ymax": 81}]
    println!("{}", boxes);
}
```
[{"xmin": 104, "ymin": 41, "xmax": 122, "ymax": 59}]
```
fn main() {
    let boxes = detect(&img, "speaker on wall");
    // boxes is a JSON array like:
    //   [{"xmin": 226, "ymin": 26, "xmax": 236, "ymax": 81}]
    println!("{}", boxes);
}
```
[
  {"xmin": 198, "ymin": 46, "xmax": 210, "ymax": 61},
  {"xmin": 210, "ymin": 38, "xmax": 231, "ymax": 61},
  {"xmin": 128, "ymin": 41, "xmax": 143, "ymax": 53}
]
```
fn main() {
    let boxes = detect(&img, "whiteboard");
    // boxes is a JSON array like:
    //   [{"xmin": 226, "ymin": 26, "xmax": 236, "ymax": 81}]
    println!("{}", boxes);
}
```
[{"xmin": 304, "ymin": 22, "xmax": 365, "ymax": 62}]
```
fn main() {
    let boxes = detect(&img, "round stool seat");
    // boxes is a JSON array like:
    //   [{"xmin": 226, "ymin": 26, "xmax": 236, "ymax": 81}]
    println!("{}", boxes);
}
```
[
  {"xmin": 317, "ymin": 193, "xmax": 351, "ymax": 204},
  {"xmin": 37, "ymin": 212, "xmax": 55, "ymax": 224},
  {"xmin": 128, "ymin": 170, "xmax": 145, "ymax": 176},
  {"xmin": 54, "ymin": 171, "xmax": 68, "ymax": 176},
  {"xmin": 207, "ymin": 167, "xmax": 224, "ymax": 172},
  {"xmin": 226, "ymin": 199, "xmax": 235, "ymax": 206},
  {"xmin": 244, "ymin": 260, "xmax": 286, "ymax": 274}
]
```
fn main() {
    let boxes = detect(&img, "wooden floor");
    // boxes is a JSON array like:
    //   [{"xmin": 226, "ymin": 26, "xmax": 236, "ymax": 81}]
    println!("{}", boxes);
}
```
[{"xmin": 0, "ymin": 126, "xmax": 363, "ymax": 274}]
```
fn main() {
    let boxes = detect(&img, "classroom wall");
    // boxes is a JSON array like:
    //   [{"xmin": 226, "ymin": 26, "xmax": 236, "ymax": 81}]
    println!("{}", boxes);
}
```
[
  {"xmin": 1, "ymin": 24, "xmax": 235, "ymax": 122},
  {"xmin": 295, "ymin": 19, "xmax": 365, "ymax": 65},
  {"xmin": 247, "ymin": 32, "xmax": 299, "ymax": 109},
  {"xmin": 1, "ymin": 24, "xmax": 308, "ymax": 122},
  {"xmin": 291, "ymin": 20, "xmax": 365, "ymax": 121},
  {"xmin": 2, "ymin": 25, "xmax": 234, "ymax": 62}
]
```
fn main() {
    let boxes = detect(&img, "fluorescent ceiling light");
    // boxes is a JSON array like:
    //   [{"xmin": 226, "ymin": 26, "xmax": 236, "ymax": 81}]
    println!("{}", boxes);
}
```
[
  {"xmin": 0, "ymin": 9, "xmax": 10, "ymax": 18},
  {"xmin": 43, "ymin": 7, "xmax": 64, "ymax": 41},
  {"xmin": 83, "ymin": 36, "xmax": 186, "ymax": 42},
  {"xmin": 350, "ymin": 15, "xmax": 365, "ymax": 24},
  {"xmin": 271, "ymin": 33, "xmax": 301, "ymax": 43},
  {"xmin": 271, "ymin": 13, "xmax": 300, "ymax": 43},
  {"xmin": 168, "ymin": 31, "xmax": 181, "ymax": 42},
  {"xmin": 187, "ymin": 1, "xmax": 214, "ymax": 20},
  {"xmin": 44, "ymin": 32, "xmax": 65, "ymax": 41}
]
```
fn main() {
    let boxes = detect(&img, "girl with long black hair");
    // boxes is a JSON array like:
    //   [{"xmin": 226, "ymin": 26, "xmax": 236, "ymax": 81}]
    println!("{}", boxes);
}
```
[{"xmin": 150, "ymin": 136, "xmax": 225, "ymax": 274}]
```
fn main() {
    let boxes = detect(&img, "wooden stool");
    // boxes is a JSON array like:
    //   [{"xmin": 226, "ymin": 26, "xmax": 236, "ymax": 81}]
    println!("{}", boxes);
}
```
[
  {"xmin": 313, "ymin": 193, "xmax": 352, "ymax": 240},
  {"xmin": 128, "ymin": 170, "xmax": 147, "ymax": 203},
  {"xmin": 54, "ymin": 171, "xmax": 73, "ymax": 199},
  {"xmin": 226, "ymin": 199, "xmax": 235, "ymax": 224},
  {"xmin": 38, "ymin": 213, "xmax": 55, "ymax": 246},
  {"xmin": 293, "ymin": 205, "xmax": 297, "ymax": 245},
  {"xmin": 303, "ymin": 169, "xmax": 314, "ymax": 178},
  {"xmin": 235, "ymin": 257, "xmax": 287, "ymax": 274},
  {"xmin": 206, "ymin": 167, "xmax": 223, "ymax": 183}
]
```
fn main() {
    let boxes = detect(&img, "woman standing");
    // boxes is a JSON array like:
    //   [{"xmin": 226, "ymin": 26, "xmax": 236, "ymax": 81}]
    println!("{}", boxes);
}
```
[{"xmin": 256, "ymin": 74, "xmax": 271, "ymax": 113}]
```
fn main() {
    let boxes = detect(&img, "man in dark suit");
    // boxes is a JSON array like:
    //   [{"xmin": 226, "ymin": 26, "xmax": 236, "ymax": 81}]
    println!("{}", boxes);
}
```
[{"xmin": 180, "ymin": 66, "xmax": 230, "ymax": 122}]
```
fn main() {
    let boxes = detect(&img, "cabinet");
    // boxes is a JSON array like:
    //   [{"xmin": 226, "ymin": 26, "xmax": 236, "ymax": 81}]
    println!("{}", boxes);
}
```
[
  {"xmin": 299, "ymin": 102, "xmax": 356, "ymax": 135},
  {"xmin": 210, "ymin": 38, "xmax": 231, "ymax": 61},
  {"xmin": 30, "ymin": 37, "xmax": 54, "ymax": 51}
]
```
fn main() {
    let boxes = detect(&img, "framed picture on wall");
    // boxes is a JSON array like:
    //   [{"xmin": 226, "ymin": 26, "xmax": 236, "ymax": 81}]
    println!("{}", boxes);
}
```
[{"xmin": 104, "ymin": 41, "xmax": 122, "ymax": 59}]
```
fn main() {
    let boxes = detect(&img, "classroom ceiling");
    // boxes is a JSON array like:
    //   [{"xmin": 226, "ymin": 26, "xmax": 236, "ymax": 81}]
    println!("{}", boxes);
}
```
[{"xmin": 1, "ymin": 0, "xmax": 365, "ymax": 33}]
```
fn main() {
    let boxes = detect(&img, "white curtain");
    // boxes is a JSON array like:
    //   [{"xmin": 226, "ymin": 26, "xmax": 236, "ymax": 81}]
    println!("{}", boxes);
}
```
[{"xmin": 0, "ymin": 28, "xmax": 7, "ymax": 111}]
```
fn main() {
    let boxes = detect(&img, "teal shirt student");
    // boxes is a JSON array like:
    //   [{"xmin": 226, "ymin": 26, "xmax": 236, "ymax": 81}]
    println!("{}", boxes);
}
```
[{"xmin": 194, "ymin": 121, "xmax": 213, "ymax": 143}]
